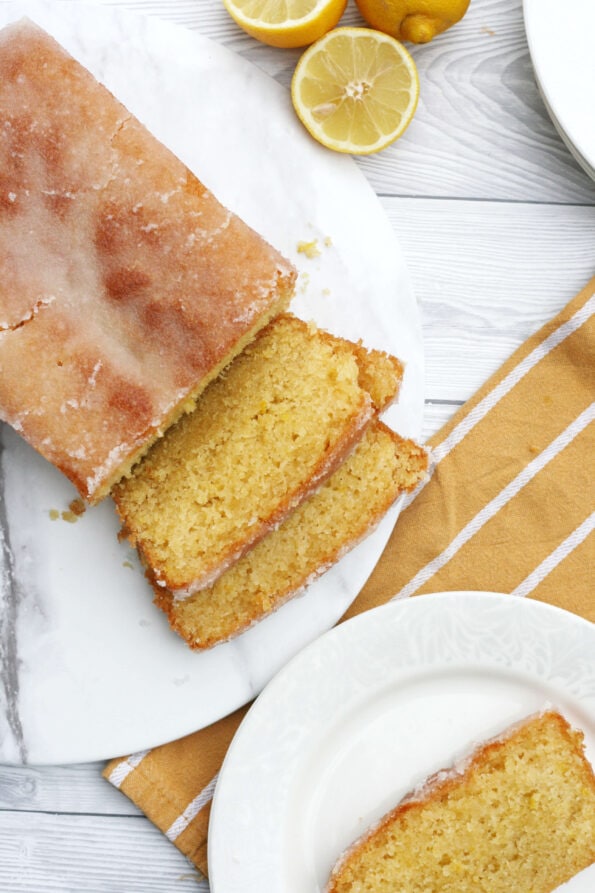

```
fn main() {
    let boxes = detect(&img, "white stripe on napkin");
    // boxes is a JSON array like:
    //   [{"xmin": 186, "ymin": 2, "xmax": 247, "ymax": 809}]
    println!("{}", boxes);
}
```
[
  {"xmin": 107, "ymin": 748, "xmax": 151, "ymax": 788},
  {"xmin": 165, "ymin": 772, "xmax": 219, "ymax": 842},
  {"xmin": 393, "ymin": 404, "xmax": 595, "ymax": 601},
  {"xmin": 432, "ymin": 293, "xmax": 594, "ymax": 464},
  {"xmin": 510, "ymin": 511, "xmax": 595, "ymax": 599},
  {"xmin": 399, "ymin": 291, "xmax": 595, "ymax": 513}
]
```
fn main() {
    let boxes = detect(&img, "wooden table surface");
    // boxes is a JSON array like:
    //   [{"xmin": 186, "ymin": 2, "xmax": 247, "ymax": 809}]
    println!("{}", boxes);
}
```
[{"xmin": 1, "ymin": 0, "xmax": 594, "ymax": 889}]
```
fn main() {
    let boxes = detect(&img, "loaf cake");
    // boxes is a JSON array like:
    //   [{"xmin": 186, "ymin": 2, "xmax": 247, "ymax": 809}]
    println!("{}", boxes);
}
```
[
  {"xmin": 326, "ymin": 710, "xmax": 595, "ymax": 893},
  {"xmin": 0, "ymin": 20, "xmax": 295, "ymax": 502},
  {"xmin": 113, "ymin": 314, "xmax": 404, "ymax": 596},
  {"xmin": 155, "ymin": 422, "xmax": 427, "ymax": 649}
]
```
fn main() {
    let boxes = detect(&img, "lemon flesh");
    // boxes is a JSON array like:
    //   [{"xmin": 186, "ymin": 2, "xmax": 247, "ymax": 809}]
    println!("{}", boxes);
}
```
[
  {"xmin": 222, "ymin": 0, "xmax": 347, "ymax": 48},
  {"xmin": 291, "ymin": 27, "xmax": 419, "ymax": 155}
]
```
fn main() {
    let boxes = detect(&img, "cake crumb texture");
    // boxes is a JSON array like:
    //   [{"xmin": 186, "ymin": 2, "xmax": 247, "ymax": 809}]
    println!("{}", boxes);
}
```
[
  {"xmin": 156, "ymin": 422, "xmax": 427, "ymax": 649},
  {"xmin": 113, "ymin": 315, "xmax": 403, "ymax": 595},
  {"xmin": 326, "ymin": 710, "xmax": 595, "ymax": 893}
]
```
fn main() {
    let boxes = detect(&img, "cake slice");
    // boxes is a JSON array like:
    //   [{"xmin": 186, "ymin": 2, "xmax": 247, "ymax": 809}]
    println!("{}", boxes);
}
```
[
  {"xmin": 0, "ymin": 20, "xmax": 295, "ymax": 502},
  {"xmin": 113, "ymin": 314, "xmax": 404, "ymax": 596},
  {"xmin": 326, "ymin": 710, "xmax": 595, "ymax": 893},
  {"xmin": 155, "ymin": 423, "xmax": 427, "ymax": 649}
]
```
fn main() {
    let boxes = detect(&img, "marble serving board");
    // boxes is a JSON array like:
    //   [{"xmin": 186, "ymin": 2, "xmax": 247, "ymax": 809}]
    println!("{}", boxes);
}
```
[{"xmin": 0, "ymin": 0, "xmax": 424, "ymax": 764}]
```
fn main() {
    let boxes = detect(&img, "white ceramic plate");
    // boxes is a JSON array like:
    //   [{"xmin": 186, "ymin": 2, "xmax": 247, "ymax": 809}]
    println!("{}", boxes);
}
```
[
  {"xmin": 0, "ymin": 0, "xmax": 423, "ymax": 764},
  {"xmin": 209, "ymin": 592, "xmax": 595, "ymax": 892},
  {"xmin": 524, "ymin": 0, "xmax": 595, "ymax": 181}
]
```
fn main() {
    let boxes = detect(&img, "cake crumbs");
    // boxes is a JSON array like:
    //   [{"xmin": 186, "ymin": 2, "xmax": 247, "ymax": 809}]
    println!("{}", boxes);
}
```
[
  {"xmin": 298, "ymin": 272, "xmax": 311, "ymax": 295},
  {"xmin": 69, "ymin": 498, "xmax": 86, "ymax": 516},
  {"xmin": 48, "ymin": 498, "xmax": 86, "ymax": 523},
  {"xmin": 60, "ymin": 509, "xmax": 79, "ymax": 523},
  {"xmin": 297, "ymin": 239, "xmax": 321, "ymax": 259}
]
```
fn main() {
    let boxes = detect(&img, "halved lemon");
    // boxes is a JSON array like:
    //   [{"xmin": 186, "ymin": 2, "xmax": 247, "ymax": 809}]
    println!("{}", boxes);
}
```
[
  {"xmin": 222, "ymin": 0, "xmax": 347, "ymax": 49},
  {"xmin": 291, "ymin": 27, "xmax": 419, "ymax": 155}
]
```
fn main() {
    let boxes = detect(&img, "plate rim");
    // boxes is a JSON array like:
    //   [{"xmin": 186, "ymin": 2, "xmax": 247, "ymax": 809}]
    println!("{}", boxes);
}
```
[
  {"xmin": 208, "ymin": 590, "xmax": 595, "ymax": 890},
  {"xmin": 522, "ymin": 0, "xmax": 595, "ymax": 181}
]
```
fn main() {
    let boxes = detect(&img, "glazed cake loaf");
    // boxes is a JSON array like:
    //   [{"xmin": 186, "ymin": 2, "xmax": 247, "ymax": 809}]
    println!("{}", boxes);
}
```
[
  {"xmin": 113, "ymin": 314, "xmax": 404, "ymax": 596},
  {"xmin": 326, "ymin": 710, "xmax": 595, "ymax": 893},
  {"xmin": 156, "ymin": 423, "xmax": 427, "ymax": 649},
  {"xmin": 0, "ymin": 20, "xmax": 295, "ymax": 502}
]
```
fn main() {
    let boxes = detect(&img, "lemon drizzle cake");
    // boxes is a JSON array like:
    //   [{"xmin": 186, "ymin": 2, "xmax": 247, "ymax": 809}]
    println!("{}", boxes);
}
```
[
  {"xmin": 113, "ymin": 314, "xmax": 404, "ymax": 596},
  {"xmin": 0, "ymin": 20, "xmax": 295, "ymax": 502},
  {"xmin": 155, "ymin": 422, "xmax": 427, "ymax": 649},
  {"xmin": 326, "ymin": 710, "xmax": 595, "ymax": 893}
]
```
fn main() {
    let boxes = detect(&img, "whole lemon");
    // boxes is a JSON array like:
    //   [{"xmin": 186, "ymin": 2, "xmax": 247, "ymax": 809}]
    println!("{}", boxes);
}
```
[{"xmin": 355, "ymin": 0, "xmax": 471, "ymax": 43}]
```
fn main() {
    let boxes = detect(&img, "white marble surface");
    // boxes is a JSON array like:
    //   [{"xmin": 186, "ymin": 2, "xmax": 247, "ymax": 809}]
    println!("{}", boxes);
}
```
[
  {"xmin": 0, "ymin": 0, "xmax": 594, "ymax": 890},
  {"xmin": 0, "ymin": 0, "xmax": 423, "ymax": 765}
]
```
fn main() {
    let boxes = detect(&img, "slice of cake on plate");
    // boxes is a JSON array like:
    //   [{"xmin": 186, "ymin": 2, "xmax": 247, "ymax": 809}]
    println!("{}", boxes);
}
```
[
  {"xmin": 155, "ymin": 422, "xmax": 428, "ymax": 649},
  {"xmin": 326, "ymin": 709, "xmax": 595, "ymax": 893},
  {"xmin": 0, "ymin": 20, "xmax": 295, "ymax": 502},
  {"xmin": 113, "ymin": 313, "xmax": 404, "ymax": 596}
]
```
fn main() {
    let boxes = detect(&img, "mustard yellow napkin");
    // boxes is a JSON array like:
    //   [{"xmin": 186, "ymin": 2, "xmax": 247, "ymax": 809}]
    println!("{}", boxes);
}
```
[{"xmin": 104, "ymin": 276, "xmax": 595, "ymax": 879}]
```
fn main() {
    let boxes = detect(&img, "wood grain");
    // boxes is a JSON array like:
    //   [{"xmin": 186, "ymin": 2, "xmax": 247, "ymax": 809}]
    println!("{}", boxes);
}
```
[
  {"xmin": 386, "ymin": 197, "xmax": 595, "ymax": 400},
  {"xmin": 0, "ymin": 762, "xmax": 139, "ymax": 816},
  {"xmin": 103, "ymin": 0, "xmax": 595, "ymax": 204},
  {"xmin": 0, "ymin": 0, "xmax": 593, "ymax": 890},
  {"xmin": 0, "ymin": 811, "xmax": 208, "ymax": 892},
  {"xmin": 357, "ymin": 0, "xmax": 595, "ymax": 204}
]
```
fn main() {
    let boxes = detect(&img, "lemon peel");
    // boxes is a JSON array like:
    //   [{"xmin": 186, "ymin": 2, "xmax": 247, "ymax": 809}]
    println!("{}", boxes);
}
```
[
  {"xmin": 355, "ymin": 0, "xmax": 471, "ymax": 43},
  {"xmin": 222, "ymin": 0, "xmax": 347, "ymax": 48}
]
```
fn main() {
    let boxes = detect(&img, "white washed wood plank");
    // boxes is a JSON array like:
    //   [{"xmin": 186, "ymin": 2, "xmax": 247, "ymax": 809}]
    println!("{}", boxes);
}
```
[
  {"xmin": 383, "ymin": 197, "xmax": 595, "ymax": 401},
  {"xmin": 356, "ymin": 0, "xmax": 595, "ymax": 204},
  {"xmin": 0, "ymin": 811, "xmax": 208, "ymax": 892},
  {"xmin": 98, "ymin": 0, "xmax": 595, "ymax": 204},
  {"xmin": 0, "ymin": 762, "xmax": 141, "ymax": 815},
  {"xmin": 421, "ymin": 401, "xmax": 461, "ymax": 442}
]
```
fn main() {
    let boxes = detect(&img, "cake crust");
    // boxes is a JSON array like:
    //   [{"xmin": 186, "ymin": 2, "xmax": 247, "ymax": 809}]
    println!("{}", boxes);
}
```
[
  {"xmin": 326, "ymin": 710, "xmax": 595, "ymax": 893},
  {"xmin": 0, "ymin": 20, "xmax": 295, "ymax": 501}
]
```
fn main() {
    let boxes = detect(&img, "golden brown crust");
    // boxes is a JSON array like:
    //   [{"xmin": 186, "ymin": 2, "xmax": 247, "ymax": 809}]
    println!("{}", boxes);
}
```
[
  {"xmin": 326, "ymin": 710, "xmax": 595, "ymax": 893},
  {"xmin": 0, "ymin": 20, "xmax": 295, "ymax": 501}
]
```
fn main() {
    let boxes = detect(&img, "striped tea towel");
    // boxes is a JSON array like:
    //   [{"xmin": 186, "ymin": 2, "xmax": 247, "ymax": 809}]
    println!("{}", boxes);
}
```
[{"xmin": 104, "ymin": 276, "xmax": 595, "ymax": 879}]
